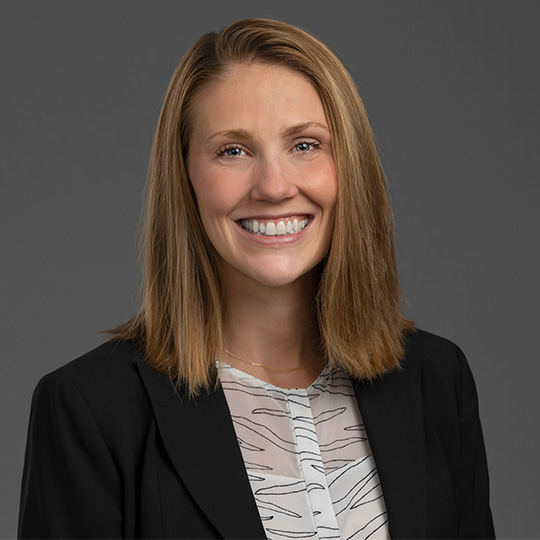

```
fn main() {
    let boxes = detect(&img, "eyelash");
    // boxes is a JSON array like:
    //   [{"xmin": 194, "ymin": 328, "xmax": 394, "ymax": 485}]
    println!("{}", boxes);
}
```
[
  {"xmin": 216, "ymin": 139, "xmax": 321, "ymax": 158},
  {"xmin": 216, "ymin": 145, "xmax": 248, "ymax": 158},
  {"xmin": 293, "ymin": 140, "xmax": 320, "ymax": 153}
]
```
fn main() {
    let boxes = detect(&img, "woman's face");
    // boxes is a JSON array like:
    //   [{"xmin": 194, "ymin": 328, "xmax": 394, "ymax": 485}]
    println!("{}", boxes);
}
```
[{"xmin": 188, "ymin": 62, "xmax": 337, "ymax": 289}]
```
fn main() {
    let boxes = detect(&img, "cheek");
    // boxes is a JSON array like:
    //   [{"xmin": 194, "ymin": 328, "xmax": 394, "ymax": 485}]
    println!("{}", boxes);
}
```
[
  {"xmin": 310, "ymin": 161, "xmax": 338, "ymax": 210},
  {"xmin": 195, "ymin": 185, "xmax": 240, "ymax": 223},
  {"xmin": 189, "ymin": 164, "xmax": 223, "ymax": 218},
  {"xmin": 190, "ymin": 169, "xmax": 244, "ymax": 231},
  {"xmin": 324, "ymin": 177, "xmax": 338, "ymax": 209}
]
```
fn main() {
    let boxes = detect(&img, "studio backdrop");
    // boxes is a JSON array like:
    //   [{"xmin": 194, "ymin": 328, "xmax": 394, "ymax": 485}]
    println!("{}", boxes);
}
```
[{"xmin": 1, "ymin": 1, "xmax": 539, "ymax": 538}]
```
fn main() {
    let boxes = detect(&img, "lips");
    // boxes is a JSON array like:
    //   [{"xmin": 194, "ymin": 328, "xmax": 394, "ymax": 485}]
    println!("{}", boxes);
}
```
[{"xmin": 239, "ymin": 216, "xmax": 310, "ymax": 236}]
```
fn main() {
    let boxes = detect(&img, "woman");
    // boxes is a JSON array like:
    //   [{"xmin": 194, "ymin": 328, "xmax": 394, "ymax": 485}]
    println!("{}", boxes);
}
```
[{"xmin": 18, "ymin": 18, "xmax": 495, "ymax": 539}]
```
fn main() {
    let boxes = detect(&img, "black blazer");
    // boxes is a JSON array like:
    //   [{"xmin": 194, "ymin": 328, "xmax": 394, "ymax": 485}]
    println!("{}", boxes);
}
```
[{"xmin": 18, "ymin": 330, "xmax": 495, "ymax": 539}]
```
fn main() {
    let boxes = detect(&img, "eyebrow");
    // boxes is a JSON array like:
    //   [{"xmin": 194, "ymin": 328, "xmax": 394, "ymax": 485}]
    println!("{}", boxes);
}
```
[{"xmin": 206, "ymin": 122, "xmax": 329, "ymax": 142}]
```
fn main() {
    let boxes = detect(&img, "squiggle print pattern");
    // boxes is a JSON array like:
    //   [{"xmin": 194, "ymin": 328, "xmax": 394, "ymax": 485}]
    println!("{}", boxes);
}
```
[{"xmin": 219, "ymin": 362, "xmax": 390, "ymax": 540}]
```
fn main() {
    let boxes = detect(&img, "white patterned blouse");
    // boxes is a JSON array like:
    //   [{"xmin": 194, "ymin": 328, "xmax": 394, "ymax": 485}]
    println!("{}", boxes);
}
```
[{"xmin": 218, "ymin": 361, "xmax": 390, "ymax": 540}]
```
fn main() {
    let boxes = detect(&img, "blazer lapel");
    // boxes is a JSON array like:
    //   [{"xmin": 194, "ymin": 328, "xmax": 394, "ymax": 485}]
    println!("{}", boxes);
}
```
[
  {"xmin": 136, "ymin": 357, "xmax": 266, "ymax": 539},
  {"xmin": 354, "ymin": 362, "xmax": 427, "ymax": 539}
]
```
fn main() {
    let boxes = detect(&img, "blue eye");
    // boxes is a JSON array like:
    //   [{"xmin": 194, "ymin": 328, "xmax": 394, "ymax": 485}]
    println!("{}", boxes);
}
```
[
  {"xmin": 225, "ymin": 147, "xmax": 244, "ymax": 156},
  {"xmin": 294, "ymin": 140, "xmax": 319, "ymax": 153},
  {"xmin": 217, "ymin": 145, "xmax": 247, "ymax": 158}
]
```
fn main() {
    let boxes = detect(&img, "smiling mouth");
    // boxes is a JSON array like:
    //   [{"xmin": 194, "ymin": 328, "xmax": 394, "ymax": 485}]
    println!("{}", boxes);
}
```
[{"xmin": 239, "ymin": 216, "xmax": 310, "ymax": 236}]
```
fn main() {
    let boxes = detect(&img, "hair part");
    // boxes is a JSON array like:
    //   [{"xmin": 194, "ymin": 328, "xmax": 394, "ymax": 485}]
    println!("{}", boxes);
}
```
[{"xmin": 109, "ymin": 18, "xmax": 415, "ymax": 396}]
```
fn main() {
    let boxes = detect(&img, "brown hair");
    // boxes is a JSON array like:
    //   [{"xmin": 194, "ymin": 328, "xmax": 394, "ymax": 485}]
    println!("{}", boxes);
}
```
[{"xmin": 110, "ymin": 18, "xmax": 415, "ymax": 395}]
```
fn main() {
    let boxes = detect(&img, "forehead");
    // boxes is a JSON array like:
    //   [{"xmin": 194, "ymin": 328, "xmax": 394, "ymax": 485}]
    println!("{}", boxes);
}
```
[{"xmin": 189, "ymin": 62, "xmax": 327, "ymax": 137}]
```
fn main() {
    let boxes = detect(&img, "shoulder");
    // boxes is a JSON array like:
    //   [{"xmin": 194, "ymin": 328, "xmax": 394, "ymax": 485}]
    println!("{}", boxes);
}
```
[
  {"xmin": 44, "ymin": 338, "xmax": 144, "ymax": 385},
  {"xmin": 404, "ymin": 328, "xmax": 464, "ymax": 360},
  {"xmin": 401, "ymin": 328, "xmax": 470, "ymax": 382},
  {"xmin": 379, "ymin": 328, "xmax": 479, "ymax": 412},
  {"xmin": 38, "ymin": 339, "xmax": 145, "ymax": 399},
  {"xmin": 396, "ymin": 328, "xmax": 480, "ymax": 421},
  {"xmin": 392, "ymin": 332, "xmax": 494, "ymax": 538},
  {"xmin": 21, "ymin": 340, "xmax": 156, "ymax": 537},
  {"xmin": 32, "ymin": 339, "xmax": 153, "ymax": 443}
]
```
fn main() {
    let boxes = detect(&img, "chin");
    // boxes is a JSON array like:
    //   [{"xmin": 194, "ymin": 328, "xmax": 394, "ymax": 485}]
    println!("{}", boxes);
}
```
[
  {"xmin": 253, "ymin": 274, "xmax": 303, "ymax": 289},
  {"xmin": 245, "ymin": 262, "xmax": 318, "ymax": 289},
  {"xmin": 220, "ymin": 253, "xmax": 323, "ymax": 290}
]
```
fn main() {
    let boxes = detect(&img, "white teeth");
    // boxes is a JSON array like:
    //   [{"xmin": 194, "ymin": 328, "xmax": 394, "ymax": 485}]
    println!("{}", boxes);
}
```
[
  {"xmin": 265, "ymin": 222, "xmax": 276, "ymax": 236},
  {"xmin": 240, "ymin": 217, "xmax": 309, "ymax": 236}
]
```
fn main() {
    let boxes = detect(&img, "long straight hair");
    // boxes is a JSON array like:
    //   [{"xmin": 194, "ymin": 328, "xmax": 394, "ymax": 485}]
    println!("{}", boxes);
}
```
[{"xmin": 110, "ymin": 18, "xmax": 415, "ymax": 396}]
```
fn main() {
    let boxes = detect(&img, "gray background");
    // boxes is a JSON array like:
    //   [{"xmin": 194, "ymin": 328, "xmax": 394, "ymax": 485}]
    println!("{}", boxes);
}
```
[{"xmin": 1, "ymin": 1, "xmax": 539, "ymax": 538}]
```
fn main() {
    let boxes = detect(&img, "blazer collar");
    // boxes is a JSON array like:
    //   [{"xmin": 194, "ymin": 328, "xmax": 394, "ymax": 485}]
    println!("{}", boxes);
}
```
[
  {"xmin": 354, "ymin": 360, "xmax": 427, "ymax": 539},
  {"xmin": 136, "ymin": 357, "xmax": 266, "ymax": 540},
  {"xmin": 137, "ymin": 350, "xmax": 428, "ymax": 539}
]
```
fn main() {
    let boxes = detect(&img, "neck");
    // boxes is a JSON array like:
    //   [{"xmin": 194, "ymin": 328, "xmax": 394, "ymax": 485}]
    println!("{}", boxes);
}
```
[{"xmin": 219, "ymin": 267, "xmax": 323, "ymax": 387}]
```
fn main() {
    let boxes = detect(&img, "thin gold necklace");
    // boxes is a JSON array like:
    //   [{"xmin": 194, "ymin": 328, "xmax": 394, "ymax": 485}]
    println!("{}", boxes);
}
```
[{"xmin": 223, "ymin": 348, "xmax": 321, "ymax": 372}]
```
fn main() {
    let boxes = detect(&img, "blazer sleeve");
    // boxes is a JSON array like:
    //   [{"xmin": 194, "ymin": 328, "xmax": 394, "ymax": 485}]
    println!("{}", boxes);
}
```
[
  {"xmin": 18, "ymin": 372, "xmax": 123, "ymax": 539},
  {"xmin": 454, "ymin": 344, "xmax": 496, "ymax": 539}
]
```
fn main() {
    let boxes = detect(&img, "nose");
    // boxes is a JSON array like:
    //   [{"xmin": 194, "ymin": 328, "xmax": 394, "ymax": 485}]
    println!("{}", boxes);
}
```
[{"xmin": 250, "ymin": 159, "xmax": 298, "ymax": 202}]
